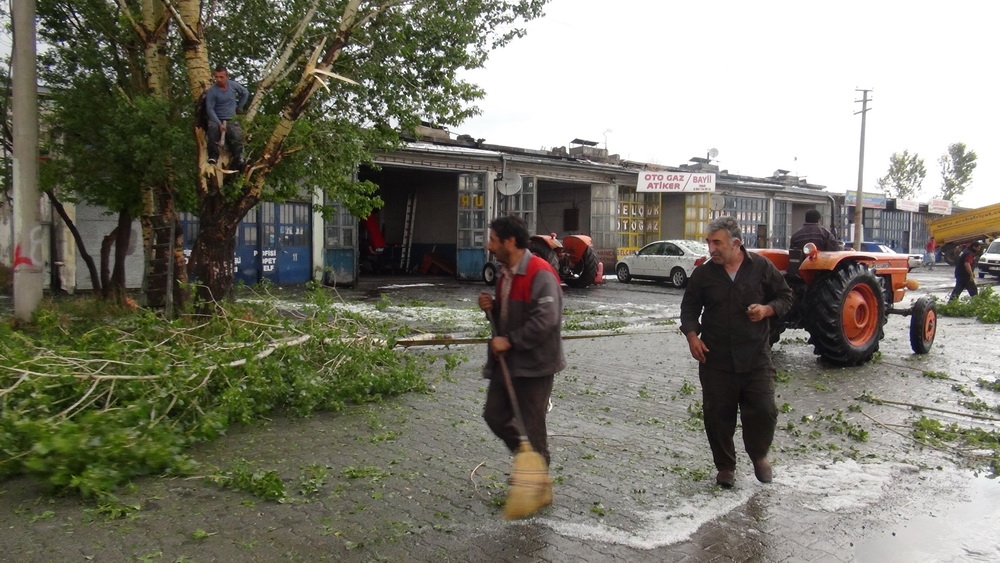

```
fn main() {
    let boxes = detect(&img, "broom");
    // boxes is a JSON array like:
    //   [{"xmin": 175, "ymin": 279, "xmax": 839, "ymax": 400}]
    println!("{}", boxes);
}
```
[{"xmin": 486, "ymin": 310, "xmax": 552, "ymax": 520}]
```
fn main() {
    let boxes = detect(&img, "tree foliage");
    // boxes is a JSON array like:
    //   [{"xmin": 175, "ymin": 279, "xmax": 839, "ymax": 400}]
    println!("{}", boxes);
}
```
[
  {"xmin": 30, "ymin": 0, "xmax": 549, "ymax": 306},
  {"xmin": 937, "ymin": 142, "xmax": 977, "ymax": 202},
  {"xmin": 876, "ymin": 150, "xmax": 926, "ymax": 200}
]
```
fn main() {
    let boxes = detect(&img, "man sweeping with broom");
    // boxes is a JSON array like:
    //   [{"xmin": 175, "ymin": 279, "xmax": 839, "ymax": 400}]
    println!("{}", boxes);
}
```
[{"xmin": 478, "ymin": 215, "xmax": 565, "ymax": 519}]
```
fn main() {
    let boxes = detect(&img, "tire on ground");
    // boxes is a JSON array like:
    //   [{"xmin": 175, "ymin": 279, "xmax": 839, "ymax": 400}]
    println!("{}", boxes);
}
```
[
  {"xmin": 616, "ymin": 263, "xmax": 632, "ymax": 283},
  {"xmin": 482, "ymin": 262, "xmax": 498, "ymax": 286},
  {"xmin": 908, "ymin": 296, "xmax": 936, "ymax": 354},
  {"xmin": 670, "ymin": 267, "xmax": 688, "ymax": 288},
  {"xmin": 566, "ymin": 246, "xmax": 599, "ymax": 288},
  {"xmin": 802, "ymin": 263, "xmax": 887, "ymax": 366}
]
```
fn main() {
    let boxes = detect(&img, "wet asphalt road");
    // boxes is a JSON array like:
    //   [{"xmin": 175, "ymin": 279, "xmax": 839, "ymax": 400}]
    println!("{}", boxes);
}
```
[{"xmin": 2, "ymin": 265, "xmax": 999, "ymax": 562}]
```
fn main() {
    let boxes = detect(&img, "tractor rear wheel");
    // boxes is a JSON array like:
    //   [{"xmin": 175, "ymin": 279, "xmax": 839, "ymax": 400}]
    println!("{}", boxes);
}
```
[
  {"xmin": 909, "ymin": 296, "xmax": 937, "ymax": 354},
  {"xmin": 803, "ymin": 263, "xmax": 887, "ymax": 365},
  {"xmin": 529, "ymin": 239, "xmax": 560, "ymax": 273},
  {"xmin": 566, "ymin": 246, "xmax": 599, "ymax": 288}
]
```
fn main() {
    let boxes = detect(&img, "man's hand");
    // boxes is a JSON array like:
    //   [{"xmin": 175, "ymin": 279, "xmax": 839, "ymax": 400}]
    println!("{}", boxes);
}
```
[
  {"xmin": 477, "ymin": 292, "xmax": 493, "ymax": 312},
  {"xmin": 746, "ymin": 304, "xmax": 774, "ymax": 323},
  {"xmin": 490, "ymin": 336, "xmax": 511, "ymax": 355},
  {"xmin": 686, "ymin": 332, "xmax": 709, "ymax": 363}
]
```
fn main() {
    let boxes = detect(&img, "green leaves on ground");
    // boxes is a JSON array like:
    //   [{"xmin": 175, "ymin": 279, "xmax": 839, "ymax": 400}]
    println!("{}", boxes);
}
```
[
  {"xmin": 935, "ymin": 287, "xmax": 1000, "ymax": 322},
  {"xmin": 0, "ymin": 288, "xmax": 433, "ymax": 500}
]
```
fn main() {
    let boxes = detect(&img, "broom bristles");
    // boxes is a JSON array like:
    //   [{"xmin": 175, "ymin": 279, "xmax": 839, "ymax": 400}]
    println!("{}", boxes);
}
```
[{"xmin": 503, "ymin": 441, "xmax": 552, "ymax": 520}]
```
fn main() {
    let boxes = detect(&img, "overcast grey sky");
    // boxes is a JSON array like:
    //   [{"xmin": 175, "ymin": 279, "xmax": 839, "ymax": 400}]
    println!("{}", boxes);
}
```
[{"xmin": 457, "ymin": 0, "xmax": 999, "ymax": 208}]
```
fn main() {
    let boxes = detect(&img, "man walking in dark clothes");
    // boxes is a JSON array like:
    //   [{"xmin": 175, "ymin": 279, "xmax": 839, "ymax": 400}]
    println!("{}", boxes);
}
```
[
  {"xmin": 680, "ymin": 216, "xmax": 792, "ymax": 488},
  {"xmin": 950, "ymin": 240, "xmax": 983, "ymax": 301},
  {"xmin": 206, "ymin": 65, "xmax": 250, "ymax": 170},
  {"xmin": 478, "ymin": 215, "xmax": 564, "ymax": 504}
]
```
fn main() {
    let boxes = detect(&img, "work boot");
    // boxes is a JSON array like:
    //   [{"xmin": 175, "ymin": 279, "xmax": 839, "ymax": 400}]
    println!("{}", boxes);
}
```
[
  {"xmin": 753, "ymin": 458, "xmax": 773, "ymax": 483},
  {"xmin": 716, "ymin": 469, "xmax": 735, "ymax": 488}
]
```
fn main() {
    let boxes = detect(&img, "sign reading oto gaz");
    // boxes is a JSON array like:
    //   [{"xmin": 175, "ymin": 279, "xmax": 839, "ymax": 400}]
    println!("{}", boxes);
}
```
[{"xmin": 636, "ymin": 172, "xmax": 716, "ymax": 193}]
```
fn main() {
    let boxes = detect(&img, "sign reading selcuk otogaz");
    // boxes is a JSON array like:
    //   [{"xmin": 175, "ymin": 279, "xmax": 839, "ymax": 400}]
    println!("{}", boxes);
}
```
[{"xmin": 636, "ymin": 171, "xmax": 716, "ymax": 192}]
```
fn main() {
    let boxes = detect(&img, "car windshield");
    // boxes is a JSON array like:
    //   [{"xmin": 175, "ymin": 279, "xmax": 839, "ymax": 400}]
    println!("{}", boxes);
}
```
[{"xmin": 987, "ymin": 241, "xmax": 1000, "ymax": 254}]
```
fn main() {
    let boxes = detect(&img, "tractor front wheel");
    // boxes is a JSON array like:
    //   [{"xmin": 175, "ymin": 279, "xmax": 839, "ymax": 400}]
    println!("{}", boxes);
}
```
[
  {"xmin": 803, "ymin": 263, "xmax": 887, "ymax": 366},
  {"xmin": 909, "ymin": 297, "xmax": 937, "ymax": 354},
  {"xmin": 566, "ymin": 246, "xmax": 599, "ymax": 288},
  {"xmin": 482, "ymin": 262, "xmax": 498, "ymax": 286}
]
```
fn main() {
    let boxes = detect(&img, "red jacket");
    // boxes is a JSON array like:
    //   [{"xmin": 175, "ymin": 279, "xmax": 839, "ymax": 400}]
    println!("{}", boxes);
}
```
[{"xmin": 483, "ymin": 251, "xmax": 566, "ymax": 379}]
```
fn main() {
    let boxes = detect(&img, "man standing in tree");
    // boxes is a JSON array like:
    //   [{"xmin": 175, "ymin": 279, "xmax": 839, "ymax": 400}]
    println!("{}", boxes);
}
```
[{"xmin": 206, "ymin": 65, "xmax": 250, "ymax": 170}]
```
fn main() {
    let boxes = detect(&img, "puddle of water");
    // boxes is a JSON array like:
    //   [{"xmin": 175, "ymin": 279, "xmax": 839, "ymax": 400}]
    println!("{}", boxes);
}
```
[{"xmin": 854, "ymin": 473, "xmax": 1000, "ymax": 562}]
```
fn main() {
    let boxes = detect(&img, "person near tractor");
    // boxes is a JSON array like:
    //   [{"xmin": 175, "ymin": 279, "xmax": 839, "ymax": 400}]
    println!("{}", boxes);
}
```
[
  {"xmin": 924, "ymin": 238, "xmax": 937, "ymax": 269},
  {"xmin": 789, "ymin": 209, "xmax": 842, "ymax": 252},
  {"xmin": 949, "ymin": 240, "xmax": 983, "ymax": 301},
  {"xmin": 477, "ymin": 215, "xmax": 565, "ymax": 497},
  {"xmin": 206, "ymin": 65, "xmax": 250, "ymax": 170},
  {"xmin": 680, "ymin": 216, "xmax": 792, "ymax": 488}
]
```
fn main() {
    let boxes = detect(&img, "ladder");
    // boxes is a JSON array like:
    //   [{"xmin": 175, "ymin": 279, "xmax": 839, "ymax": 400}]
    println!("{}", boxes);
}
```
[{"xmin": 400, "ymin": 190, "xmax": 416, "ymax": 271}]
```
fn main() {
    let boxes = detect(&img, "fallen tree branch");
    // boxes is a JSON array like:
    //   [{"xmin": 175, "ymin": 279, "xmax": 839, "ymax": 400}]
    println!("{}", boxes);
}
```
[{"xmin": 859, "ymin": 394, "xmax": 1000, "ymax": 422}]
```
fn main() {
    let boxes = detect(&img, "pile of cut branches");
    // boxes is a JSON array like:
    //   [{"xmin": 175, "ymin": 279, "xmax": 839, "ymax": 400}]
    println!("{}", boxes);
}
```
[{"xmin": 0, "ymin": 287, "xmax": 433, "ymax": 499}]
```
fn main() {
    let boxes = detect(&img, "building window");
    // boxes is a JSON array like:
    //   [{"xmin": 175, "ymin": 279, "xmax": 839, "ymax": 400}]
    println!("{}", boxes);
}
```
[
  {"xmin": 495, "ymin": 175, "xmax": 535, "ymax": 232},
  {"xmin": 712, "ymin": 195, "xmax": 767, "ymax": 248},
  {"xmin": 458, "ymin": 174, "xmax": 487, "ymax": 248},
  {"xmin": 618, "ymin": 188, "xmax": 660, "ymax": 257},
  {"xmin": 773, "ymin": 200, "xmax": 789, "ymax": 248}
]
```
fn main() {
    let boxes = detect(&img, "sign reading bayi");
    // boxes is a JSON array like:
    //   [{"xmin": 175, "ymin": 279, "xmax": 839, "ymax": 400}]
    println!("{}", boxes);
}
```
[{"xmin": 636, "ymin": 172, "xmax": 715, "ymax": 193}]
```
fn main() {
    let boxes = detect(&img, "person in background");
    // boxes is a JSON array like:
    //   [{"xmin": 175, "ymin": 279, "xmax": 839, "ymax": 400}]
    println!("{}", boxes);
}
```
[
  {"xmin": 924, "ymin": 238, "xmax": 937, "ymax": 269},
  {"xmin": 949, "ymin": 240, "xmax": 983, "ymax": 301},
  {"xmin": 681, "ymin": 216, "xmax": 792, "ymax": 488},
  {"xmin": 789, "ymin": 209, "xmax": 842, "ymax": 252}
]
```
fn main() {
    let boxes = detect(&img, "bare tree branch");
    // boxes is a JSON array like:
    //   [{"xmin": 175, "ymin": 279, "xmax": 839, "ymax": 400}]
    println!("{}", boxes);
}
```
[{"xmin": 159, "ymin": 0, "xmax": 198, "ymax": 42}]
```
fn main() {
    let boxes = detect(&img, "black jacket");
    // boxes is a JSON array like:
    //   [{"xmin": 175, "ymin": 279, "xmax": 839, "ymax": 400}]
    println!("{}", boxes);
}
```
[{"xmin": 680, "ymin": 249, "xmax": 793, "ymax": 373}]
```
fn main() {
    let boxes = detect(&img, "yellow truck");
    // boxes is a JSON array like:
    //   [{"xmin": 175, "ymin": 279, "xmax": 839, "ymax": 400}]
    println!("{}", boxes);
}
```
[{"xmin": 925, "ymin": 201, "xmax": 1000, "ymax": 265}]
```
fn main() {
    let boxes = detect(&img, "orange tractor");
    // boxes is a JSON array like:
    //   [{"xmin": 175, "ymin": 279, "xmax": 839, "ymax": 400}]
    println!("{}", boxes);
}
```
[
  {"xmin": 753, "ymin": 242, "xmax": 937, "ymax": 365},
  {"xmin": 483, "ymin": 233, "xmax": 602, "ymax": 288}
]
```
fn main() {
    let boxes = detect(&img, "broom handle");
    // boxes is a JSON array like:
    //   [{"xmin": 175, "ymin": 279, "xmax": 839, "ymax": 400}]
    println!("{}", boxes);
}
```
[{"xmin": 486, "ymin": 310, "xmax": 530, "ymax": 439}]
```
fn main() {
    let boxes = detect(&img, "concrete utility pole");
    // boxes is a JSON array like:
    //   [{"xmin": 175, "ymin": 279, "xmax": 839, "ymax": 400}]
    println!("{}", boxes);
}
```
[
  {"xmin": 12, "ymin": 0, "xmax": 43, "ymax": 321},
  {"xmin": 853, "ymin": 88, "xmax": 872, "ymax": 246}
]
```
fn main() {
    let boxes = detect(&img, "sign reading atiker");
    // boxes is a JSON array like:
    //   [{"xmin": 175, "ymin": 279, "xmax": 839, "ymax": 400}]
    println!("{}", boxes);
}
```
[{"xmin": 636, "ymin": 172, "xmax": 716, "ymax": 193}]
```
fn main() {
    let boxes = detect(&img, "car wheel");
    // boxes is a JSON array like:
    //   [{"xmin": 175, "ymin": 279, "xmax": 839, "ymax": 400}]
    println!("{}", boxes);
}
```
[
  {"xmin": 616, "ymin": 263, "xmax": 631, "ymax": 283},
  {"xmin": 482, "ymin": 262, "xmax": 498, "ymax": 286},
  {"xmin": 908, "ymin": 296, "xmax": 936, "ymax": 354},
  {"xmin": 670, "ymin": 267, "xmax": 688, "ymax": 288}
]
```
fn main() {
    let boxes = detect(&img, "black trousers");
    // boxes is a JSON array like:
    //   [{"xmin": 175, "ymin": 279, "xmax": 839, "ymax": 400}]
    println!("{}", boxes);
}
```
[
  {"xmin": 483, "ymin": 374, "xmax": 554, "ymax": 466},
  {"xmin": 699, "ymin": 362, "xmax": 777, "ymax": 471},
  {"xmin": 207, "ymin": 120, "xmax": 244, "ymax": 165},
  {"xmin": 949, "ymin": 276, "xmax": 978, "ymax": 300}
]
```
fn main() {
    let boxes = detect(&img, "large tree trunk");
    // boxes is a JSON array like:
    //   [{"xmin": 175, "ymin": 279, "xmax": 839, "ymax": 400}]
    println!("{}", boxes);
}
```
[
  {"xmin": 100, "ymin": 228, "xmax": 117, "ymax": 300},
  {"xmin": 109, "ymin": 209, "xmax": 132, "ymax": 304},
  {"xmin": 136, "ymin": 0, "xmax": 188, "ymax": 312},
  {"xmin": 189, "ymin": 195, "xmax": 242, "ymax": 306}
]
